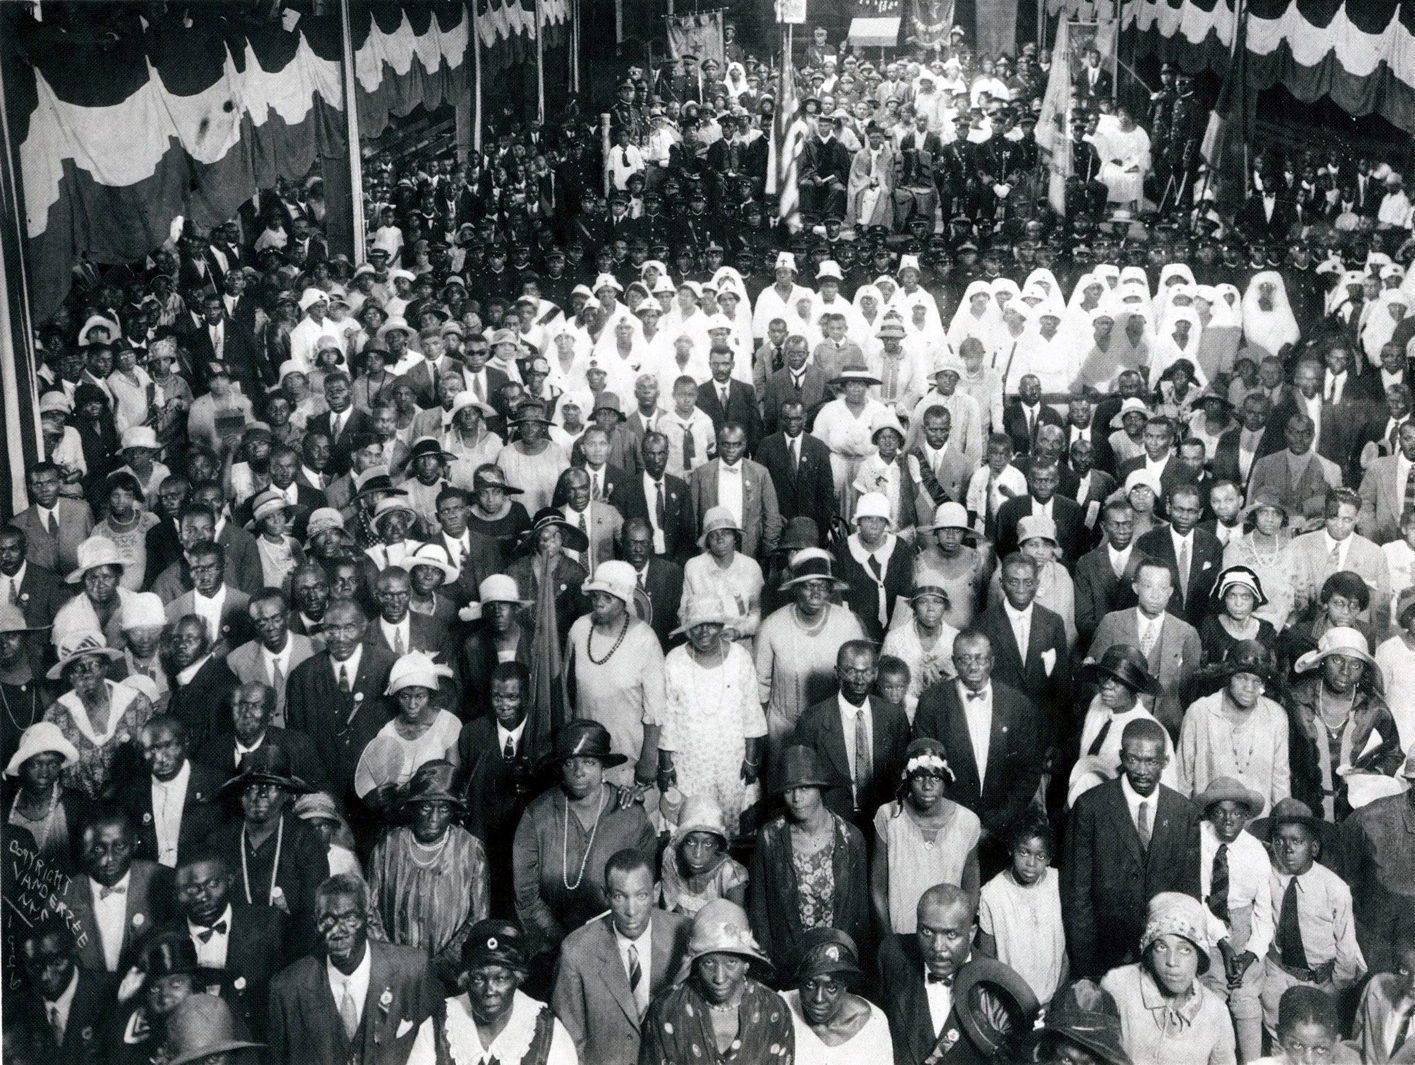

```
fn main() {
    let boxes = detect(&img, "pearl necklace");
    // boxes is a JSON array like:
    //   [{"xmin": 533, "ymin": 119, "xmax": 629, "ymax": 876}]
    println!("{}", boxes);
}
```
[
  {"xmin": 407, "ymin": 831, "xmax": 450, "ymax": 868},
  {"xmin": 561, "ymin": 786, "xmax": 607, "ymax": 891}
]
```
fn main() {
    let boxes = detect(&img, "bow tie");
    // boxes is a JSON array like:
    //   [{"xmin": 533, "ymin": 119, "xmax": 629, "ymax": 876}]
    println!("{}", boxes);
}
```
[
  {"xmin": 721, "ymin": 464, "xmax": 741, "ymax": 475},
  {"xmin": 926, "ymin": 972, "xmax": 954, "ymax": 986},
  {"xmin": 196, "ymin": 920, "xmax": 228, "ymax": 943},
  {"xmin": 99, "ymin": 884, "xmax": 127, "ymax": 900},
  {"xmin": 964, "ymin": 689, "xmax": 987, "ymax": 702}
]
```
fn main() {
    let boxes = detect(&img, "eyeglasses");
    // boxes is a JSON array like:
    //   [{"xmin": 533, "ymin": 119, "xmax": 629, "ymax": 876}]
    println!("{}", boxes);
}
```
[{"xmin": 316, "ymin": 912, "xmax": 365, "ymax": 933}]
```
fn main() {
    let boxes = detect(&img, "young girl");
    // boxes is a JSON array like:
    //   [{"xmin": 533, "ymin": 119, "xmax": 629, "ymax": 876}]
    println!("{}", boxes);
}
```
[
  {"xmin": 880, "ymin": 586, "xmax": 958, "ymax": 721},
  {"xmin": 659, "ymin": 795, "xmax": 748, "ymax": 916},
  {"xmin": 247, "ymin": 490, "xmax": 305, "ymax": 592},
  {"xmin": 851, "ymin": 411, "xmax": 917, "ymax": 538},
  {"xmin": 977, "ymin": 813, "xmax": 1067, "ymax": 1008}
]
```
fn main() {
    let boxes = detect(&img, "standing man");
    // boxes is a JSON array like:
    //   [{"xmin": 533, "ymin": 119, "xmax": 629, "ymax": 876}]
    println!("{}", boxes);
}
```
[
  {"xmin": 1290, "ymin": 487, "xmax": 1392, "ymax": 634},
  {"xmin": 974, "ymin": 548, "xmax": 1071, "ymax": 738},
  {"xmin": 619, "ymin": 432, "xmax": 695, "ymax": 565},
  {"xmin": 755, "ymin": 399, "xmax": 837, "ymax": 541},
  {"xmin": 688, "ymin": 423, "xmax": 782, "ymax": 559},
  {"xmin": 117, "ymin": 715, "xmax": 224, "ymax": 869},
  {"xmin": 1136, "ymin": 483, "xmax": 1224, "ymax": 626},
  {"xmin": 225, "ymin": 589, "xmax": 315, "ymax": 728}
]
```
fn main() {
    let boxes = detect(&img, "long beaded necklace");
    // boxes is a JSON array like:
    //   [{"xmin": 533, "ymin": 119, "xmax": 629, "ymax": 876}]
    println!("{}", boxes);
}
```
[
  {"xmin": 407, "ymin": 831, "xmax": 450, "ymax": 869},
  {"xmin": 561, "ymin": 785, "xmax": 607, "ymax": 891},
  {"xmin": 0, "ymin": 680, "xmax": 40, "ymax": 736},
  {"xmin": 587, "ymin": 613, "xmax": 630, "ymax": 665},
  {"xmin": 1246, "ymin": 532, "xmax": 1282, "ymax": 570},
  {"xmin": 241, "ymin": 815, "xmax": 284, "ymax": 906}
]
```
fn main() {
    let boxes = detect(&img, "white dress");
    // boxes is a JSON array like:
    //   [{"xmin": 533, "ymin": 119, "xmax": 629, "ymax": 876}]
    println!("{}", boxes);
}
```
[
  {"xmin": 784, "ymin": 989, "xmax": 895, "ymax": 1064},
  {"xmin": 978, "ymin": 868, "xmax": 1067, "ymax": 1007},
  {"xmin": 658, "ymin": 643, "xmax": 767, "ymax": 832}
]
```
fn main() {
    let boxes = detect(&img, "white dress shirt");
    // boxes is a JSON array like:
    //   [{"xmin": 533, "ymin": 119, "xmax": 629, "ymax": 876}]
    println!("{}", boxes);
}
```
[
  {"xmin": 176, "ymin": 653, "xmax": 214, "ymax": 688},
  {"xmin": 1198, "ymin": 821, "xmax": 1274, "ymax": 960},
  {"xmin": 234, "ymin": 731, "xmax": 267, "ymax": 766},
  {"xmin": 90, "ymin": 869, "xmax": 133, "ymax": 971},
  {"xmin": 957, "ymin": 681, "xmax": 993, "ymax": 787},
  {"xmin": 1107, "ymin": 543, "xmax": 1134, "ymax": 579},
  {"xmin": 262, "ymin": 640, "xmax": 293, "ymax": 687},
  {"xmin": 328, "ymin": 946, "xmax": 373, "ymax": 1030},
  {"xmin": 1120, "ymin": 773, "xmax": 1154, "ymax": 838},
  {"xmin": 189, "ymin": 902, "xmax": 234, "ymax": 969},
  {"xmin": 1002, "ymin": 600, "xmax": 1032, "ymax": 658},
  {"xmin": 837, "ymin": 692, "xmax": 873, "ymax": 799},
  {"xmin": 1135, "ymin": 608, "xmax": 1165, "ymax": 655},
  {"xmin": 924, "ymin": 963, "xmax": 955, "ymax": 1035},
  {"xmin": 1, "ymin": 562, "xmax": 25, "ymax": 607},
  {"xmin": 717, "ymin": 460, "xmax": 745, "ymax": 525},
  {"xmin": 380, "ymin": 616, "xmax": 412, "ymax": 654},
  {"xmin": 331, "ymin": 644, "xmax": 363, "ymax": 689},
  {"xmin": 1325, "ymin": 370, "xmax": 1347, "ymax": 404},
  {"xmin": 151, "ymin": 760, "xmax": 191, "ymax": 868},
  {"xmin": 193, "ymin": 584, "xmax": 228, "ymax": 644},
  {"xmin": 496, "ymin": 719, "xmax": 528, "ymax": 757}
]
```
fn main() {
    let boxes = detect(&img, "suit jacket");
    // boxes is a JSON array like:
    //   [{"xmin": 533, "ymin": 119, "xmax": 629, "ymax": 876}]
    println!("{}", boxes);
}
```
[
  {"xmin": 1353, "ymin": 971, "xmax": 1415, "ymax": 1063},
  {"xmin": 364, "ymin": 612, "xmax": 461, "ymax": 710},
  {"xmin": 165, "ymin": 655, "xmax": 241, "ymax": 750},
  {"xmin": 761, "ymin": 365, "xmax": 829, "ymax": 435},
  {"xmin": 164, "ymin": 585, "xmax": 253, "ymax": 653},
  {"xmin": 63, "ymin": 861, "xmax": 173, "ymax": 974},
  {"xmin": 619, "ymin": 473, "xmax": 695, "ymax": 564},
  {"xmin": 1358, "ymin": 453, "xmax": 1410, "ymax": 544},
  {"xmin": 878, "ymin": 935, "xmax": 997, "ymax": 1065},
  {"xmin": 14, "ymin": 561, "xmax": 71, "ymax": 630},
  {"xmin": 1212, "ymin": 424, "xmax": 1281, "ymax": 493},
  {"xmin": 912, "ymin": 679, "xmax": 1040, "ymax": 840},
  {"xmin": 1002, "ymin": 400, "xmax": 1064, "ymax": 456},
  {"xmin": 188, "ymin": 316, "xmax": 261, "ymax": 385},
  {"xmin": 217, "ymin": 522, "xmax": 265, "ymax": 597},
  {"xmin": 1289, "ymin": 530, "xmax": 1393, "ymax": 632},
  {"xmin": 558, "ymin": 502, "xmax": 623, "ymax": 572},
  {"xmin": 7, "ymin": 968, "xmax": 117, "ymax": 1065},
  {"xmin": 115, "ymin": 761, "xmax": 226, "ymax": 866},
  {"xmin": 791, "ymin": 694, "xmax": 910, "ymax": 823},
  {"xmin": 1062, "ymin": 779, "xmax": 1201, "ymax": 979},
  {"xmin": 1074, "ymin": 65, "xmax": 1114, "ymax": 100},
  {"xmin": 695, "ymin": 378, "xmax": 764, "ymax": 452},
  {"xmin": 1073, "ymin": 544, "xmax": 1141, "ymax": 652},
  {"xmin": 225, "ymin": 633, "xmax": 316, "ymax": 726},
  {"xmin": 552, "ymin": 910, "xmax": 692, "ymax": 1065},
  {"xmin": 1087, "ymin": 608, "xmax": 1202, "ymax": 737},
  {"xmin": 687, "ymin": 459, "xmax": 782, "ymax": 559},
  {"xmin": 974, "ymin": 603, "xmax": 1071, "ymax": 741},
  {"xmin": 267, "ymin": 941, "xmax": 441, "ymax": 1065},
  {"xmin": 907, "ymin": 443, "xmax": 974, "ymax": 514},
  {"xmin": 994, "ymin": 494, "xmax": 1087, "ymax": 565},
  {"xmin": 1244, "ymin": 449, "xmax": 1341, "ymax": 528},
  {"xmin": 143, "ymin": 517, "xmax": 184, "ymax": 589},
  {"xmin": 13, "ymin": 499, "xmax": 94, "ymax": 575},
  {"xmin": 157, "ymin": 902, "xmax": 286, "ymax": 1035},
  {"xmin": 634, "ymin": 558, "xmax": 684, "ymax": 650},
  {"xmin": 754, "ymin": 431, "xmax": 836, "ymax": 537},
  {"xmin": 284, "ymin": 648, "xmax": 396, "ymax": 797},
  {"xmin": 307, "ymin": 407, "xmax": 376, "ymax": 476},
  {"xmin": 195, "ymin": 725, "xmax": 332, "ymax": 795},
  {"xmin": 1135, "ymin": 526, "xmax": 1225, "ymax": 625}
]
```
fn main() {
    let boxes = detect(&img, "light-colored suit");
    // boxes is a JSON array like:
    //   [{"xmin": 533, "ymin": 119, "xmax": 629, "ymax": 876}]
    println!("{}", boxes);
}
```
[
  {"xmin": 1245, "ymin": 450, "xmax": 1341, "ymax": 530},
  {"xmin": 226, "ymin": 633, "xmax": 315, "ymax": 727},
  {"xmin": 1358, "ymin": 454, "xmax": 1410, "ymax": 545},
  {"xmin": 687, "ymin": 458, "xmax": 782, "ymax": 558},
  {"xmin": 12, "ymin": 498, "xmax": 94, "ymax": 575},
  {"xmin": 1353, "ymin": 971, "xmax": 1415, "ymax": 1063},
  {"xmin": 559, "ymin": 501, "xmax": 623, "ymax": 574},
  {"xmin": 552, "ymin": 910, "xmax": 692, "ymax": 1065},
  {"xmin": 1087, "ymin": 607, "xmax": 1202, "ymax": 737},
  {"xmin": 164, "ymin": 585, "xmax": 251, "ymax": 654},
  {"xmin": 1289, "ymin": 529, "xmax": 1393, "ymax": 632}
]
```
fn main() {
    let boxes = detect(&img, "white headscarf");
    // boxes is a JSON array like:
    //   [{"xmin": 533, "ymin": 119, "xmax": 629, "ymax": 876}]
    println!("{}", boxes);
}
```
[
  {"xmin": 1149, "ymin": 305, "xmax": 1207, "ymax": 389},
  {"xmin": 948, "ymin": 279, "xmax": 1001, "ymax": 352},
  {"xmin": 1242, "ymin": 270, "xmax": 1301, "ymax": 357}
]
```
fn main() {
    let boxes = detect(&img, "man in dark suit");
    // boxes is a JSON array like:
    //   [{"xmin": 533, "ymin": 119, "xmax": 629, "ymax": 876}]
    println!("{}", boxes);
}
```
[
  {"xmin": 0, "ymin": 524, "xmax": 70, "ymax": 630},
  {"xmin": 10, "ymin": 920, "xmax": 117, "ymax": 1065},
  {"xmin": 162, "ymin": 849, "xmax": 287, "ymax": 1035},
  {"xmin": 196, "ymin": 681, "xmax": 332, "ymax": 795},
  {"xmin": 189, "ymin": 292, "xmax": 262, "ymax": 393},
  {"xmin": 553, "ymin": 852, "xmax": 692, "ymax": 1065},
  {"xmin": 1136, "ymin": 482, "xmax": 1224, "ymax": 625},
  {"xmin": 879, "ymin": 883, "xmax": 1039, "ymax": 1065},
  {"xmin": 143, "ymin": 475, "xmax": 191, "ymax": 587},
  {"xmin": 792, "ymin": 640, "xmax": 910, "ymax": 829},
  {"xmin": 760, "ymin": 337, "xmax": 829, "ymax": 436},
  {"xmin": 1212, "ymin": 392, "xmax": 1281, "ymax": 493},
  {"xmin": 117, "ymin": 714, "xmax": 226, "ymax": 868},
  {"xmin": 1236, "ymin": 187, "xmax": 1301, "ymax": 243},
  {"xmin": 696, "ymin": 348, "xmax": 763, "ymax": 453},
  {"xmin": 306, "ymin": 372, "xmax": 374, "ymax": 477},
  {"xmin": 63, "ymin": 808, "xmax": 173, "ymax": 975},
  {"xmin": 164, "ymin": 615, "xmax": 241, "ymax": 751},
  {"xmin": 1073, "ymin": 47, "xmax": 1113, "ymax": 100},
  {"xmin": 1074, "ymin": 499, "xmax": 1141, "ymax": 653},
  {"xmin": 619, "ymin": 433, "xmax": 695, "ymax": 565},
  {"xmin": 162, "ymin": 542, "xmax": 254, "ymax": 655},
  {"xmin": 755, "ymin": 400, "xmax": 837, "ymax": 540},
  {"xmin": 913, "ymin": 630, "xmax": 1042, "ymax": 877},
  {"xmin": 284, "ymin": 600, "xmax": 397, "ymax": 801},
  {"xmin": 619, "ymin": 519, "xmax": 683, "ymax": 650},
  {"xmin": 1062, "ymin": 717, "xmax": 1201, "ymax": 979},
  {"xmin": 994, "ymin": 459, "xmax": 1087, "ymax": 565},
  {"xmin": 1002, "ymin": 375, "xmax": 1064, "ymax": 456},
  {"xmin": 798, "ymin": 114, "xmax": 851, "ymax": 221},
  {"xmin": 1117, "ymin": 416, "xmax": 1197, "ymax": 514},
  {"xmin": 364, "ymin": 567, "xmax": 460, "ymax": 710},
  {"xmin": 1018, "ymin": 424, "xmax": 1081, "ymax": 499},
  {"xmin": 267, "ymin": 873, "xmax": 441, "ymax": 1065},
  {"xmin": 974, "ymin": 551, "xmax": 1071, "ymax": 744}
]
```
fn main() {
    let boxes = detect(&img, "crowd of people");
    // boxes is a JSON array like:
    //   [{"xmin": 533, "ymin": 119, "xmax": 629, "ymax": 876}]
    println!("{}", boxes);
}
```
[{"xmin": 7, "ymin": 14, "xmax": 1415, "ymax": 1065}]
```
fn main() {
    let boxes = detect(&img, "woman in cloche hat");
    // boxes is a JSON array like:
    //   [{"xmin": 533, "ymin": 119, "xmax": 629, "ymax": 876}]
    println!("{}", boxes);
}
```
[
  {"xmin": 3, "ymin": 721, "xmax": 90, "ymax": 873},
  {"xmin": 682, "ymin": 505, "xmax": 763, "ymax": 653},
  {"xmin": 641, "ymin": 900, "xmax": 793, "ymax": 1063},
  {"xmin": 784, "ymin": 926, "xmax": 892, "ymax": 1059}
]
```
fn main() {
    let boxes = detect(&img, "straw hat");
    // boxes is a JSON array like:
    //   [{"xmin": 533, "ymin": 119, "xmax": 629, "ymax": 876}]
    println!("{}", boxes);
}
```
[
  {"xmin": 47, "ymin": 630, "xmax": 122, "ymax": 680},
  {"xmin": 582, "ymin": 560, "xmax": 638, "ymax": 605},
  {"xmin": 832, "ymin": 364, "xmax": 882, "ymax": 387},
  {"xmin": 1109, "ymin": 397, "xmax": 1151, "ymax": 429},
  {"xmin": 65, "ymin": 537, "xmax": 126, "ymax": 584},
  {"xmin": 406, "ymin": 542, "xmax": 460, "ymax": 583},
  {"xmin": 449, "ymin": 391, "xmax": 498, "ymax": 421},
  {"xmin": 305, "ymin": 508, "xmax": 346, "ymax": 537},
  {"xmin": 385, "ymin": 651, "xmax": 453, "ymax": 697},
  {"xmin": 5, "ymin": 722, "xmax": 80, "ymax": 777},
  {"xmin": 243, "ymin": 488, "xmax": 291, "ymax": 530},
  {"xmin": 1294, "ymin": 627, "xmax": 1375, "ymax": 674},
  {"xmin": 120, "ymin": 426, "xmax": 160, "ymax": 452},
  {"xmin": 697, "ymin": 506, "xmax": 744, "ymax": 549},
  {"xmin": 1193, "ymin": 776, "xmax": 1265, "ymax": 818},
  {"xmin": 671, "ymin": 595, "xmax": 732, "ymax": 637},
  {"xmin": 0, "ymin": 603, "xmax": 49, "ymax": 635},
  {"xmin": 372, "ymin": 495, "xmax": 416, "ymax": 523}
]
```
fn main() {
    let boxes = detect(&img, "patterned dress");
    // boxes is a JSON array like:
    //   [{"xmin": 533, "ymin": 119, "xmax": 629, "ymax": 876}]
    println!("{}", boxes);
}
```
[
  {"xmin": 640, "ymin": 978, "xmax": 795, "ymax": 1065},
  {"xmin": 44, "ymin": 681, "xmax": 153, "ymax": 799}
]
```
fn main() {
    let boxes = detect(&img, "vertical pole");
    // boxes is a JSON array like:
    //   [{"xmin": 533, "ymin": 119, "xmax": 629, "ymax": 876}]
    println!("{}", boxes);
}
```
[
  {"xmin": 535, "ymin": 0, "xmax": 545, "ymax": 122},
  {"xmin": 570, "ymin": 0, "xmax": 579, "ymax": 93},
  {"xmin": 339, "ymin": 0, "xmax": 366, "ymax": 265},
  {"xmin": 1039, "ymin": 0, "xmax": 1047, "ymax": 53},
  {"xmin": 472, "ymin": 0, "xmax": 482, "ymax": 151}
]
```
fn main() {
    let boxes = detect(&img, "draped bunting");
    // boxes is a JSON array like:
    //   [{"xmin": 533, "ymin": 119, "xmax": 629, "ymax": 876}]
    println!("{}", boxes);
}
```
[
  {"xmin": 1124, "ymin": 0, "xmax": 1415, "ymax": 138},
  {"xmin": 10, "ymin": 0, "xmax": 570, "ymax": 322}
]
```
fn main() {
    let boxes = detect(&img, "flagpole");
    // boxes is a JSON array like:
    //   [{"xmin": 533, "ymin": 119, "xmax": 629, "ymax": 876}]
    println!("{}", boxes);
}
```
[
  {"xmin": 535, "ymin": 0, "xmax": 545, "ymax": 122},
  {"xmin": 471, "ymin": 0, "xmax": 482, "ymax": 152},
  {"xmin": 339, "ymin": 0, "xmax": 366, "ymax": 264}
]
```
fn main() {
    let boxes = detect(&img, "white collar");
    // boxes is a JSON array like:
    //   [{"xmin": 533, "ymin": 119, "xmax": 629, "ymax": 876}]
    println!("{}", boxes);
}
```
[
  {"xmin": 1135, "ymin": 607, "xmax": 1164, "ymax": 632},
  {"xmin": 957, "ymin": 680, "xmax": 991, "ymax": 703},
  {"xmin": 1002, "ymin": 600, "xmax": 1033, "ymax": 624},
  {"xmin": 262, "ymin": 639, "xmax": 292, "ymax": 664},
  {"xmin": 90, "ymin": 868, "xmax": 132, "ymax": 903},
  {"xmin": 48, "ymin": 965, "xmax": 80, "ymax": 1011},
  {"xmin": 153, "ymin": 760, "xmax": 191, "ymax": 793},
  {"xmin": 331, "ymin": 644, "xmax": 363, "ymax": 680},
  {"xmin": 496, "ymin": 718, "xmax": 527, "ymax": 749},
  {"xmin": 177, "ymin": 654, "xmax": 213, "ymax": 686},
  {"xmin": 326, "ymin": 943, "xmax": 373, "ymax": 1007},
  {"xmin": 189, "ymin": 903, "xmax": 234, "ymax": 936}
]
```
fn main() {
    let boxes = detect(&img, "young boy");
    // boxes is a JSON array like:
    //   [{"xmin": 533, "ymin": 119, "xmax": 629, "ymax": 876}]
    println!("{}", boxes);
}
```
[
  {"xmin": 1197, "ymin": 778, "xmax": 1273, "ymax": 1062},
  {"xmin": 664, "ymin": 375, "xmax": 715, "ymax": 477},
  {"xmin": 1261, "ymin": 798, "xmax": 1366, "ymax": 1044},
  {"xmin": 874, "ymin": 655, "xmax": 911, "ymax": 709},
  {"xmin": 1265, "ymin": 986, "xmax": 1356, "ymax": 1065},
  {"xmin": 964, "ymin": 432, "xmax": 1027, "ymax": 540}
]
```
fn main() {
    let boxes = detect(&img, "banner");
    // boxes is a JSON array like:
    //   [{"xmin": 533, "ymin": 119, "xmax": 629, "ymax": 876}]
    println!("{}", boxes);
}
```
[
  {"xmin": 667, "ymin": 12, "xmax": 724, "ymax": 64},
  {"xmin": 905, "ymin": 0, "xmax": 954, "ymax": 53},
  {"xmin": 1036, "ymin": 19, "xmax": 1073, "ymax": 215}
]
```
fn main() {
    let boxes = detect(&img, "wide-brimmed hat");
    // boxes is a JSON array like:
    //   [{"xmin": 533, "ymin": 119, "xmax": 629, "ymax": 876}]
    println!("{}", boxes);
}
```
[
  {"xmin": 671, "ymin": 794, "xmax": 730, "ymax": 848},
  {"xmin": 1023, "ymin": 980, "xmax": 1132, "ymax": 1065},
  {"xmin": 372, "ymin": 496, "xmax": 416, "ymax": 524},
  {"xmin": 791, "ymin": 927, "xmax": 864, "ymax": 989},
  {"xmin": 671, "ymin": 594, "xmax": 732, "ymax": 637},
  {"xmin": 217, "ymin": 745, "xmax": 313, "ymax": 799},
  {"xmin": 1242, "ymin": 489, "xmax": 1288, "ymax": 523},
  {"xmin": 774, "ymin": 744, "xmax": 842, "ymax": 794},
  {"xmin": 1084, "ymin": 644, "xmax": 1159, "ymax": 697},
  {"xmin": 1295, "ymin": 627, "xmax": 1375, "ymax": 674},
  {"xmin": 401, "ymin": 436, "xmax": 457, "ymax": 469},
  {"xmin": 0, "ymin": 603, "xmax": 48, "ymax": 636},
  {"xmin": 164, "ymin": 995, "xmax": 264, "ymax": 1065},
  {"xmin": 583, "ymin": 560, "xmax": 638, "ymax": 605},
  {"xmin": 832, "ymin": 364, "xmax": 881, "ymax": 387},
  {"xmin": 1140, "ymin": 892, "xmax": 1211, "ymax": 974},
  {"xmin": 1109, "ymin": 397, "xmax": 1151, "ymax": 428},
  {"xmin": 952, "ymin": 956, "xmax": 1042, "ymax": 1055},
  {"xmin": 521, "ymin": 507, "xmax": 589, "ymax": 554},
  {"xmin": 448, "ymin": 391, "xmax": 498, "ymax": 421},
  {"xmin": 1195, "ymin": 775, "xmax": 1265, "ymax": 818},
  {"xmin": 406, "ymin": 542, "xmax": 459, "ymax": 583},
  {"xmin": 778, "ymin": 547, "xmax": 848, "ymax": 592},
  {"xmin": 471, "ymin": 465, "xmax": 523, "ymax": 495},
  {"xmin": 352, "ymin": 467, "xmax": 407, "ymax": 501},
  {"xmin": 461, "ymin": 919, "xmax": 529, "ymax": 974},
  {"xmin": 1198, "ymin": 384, "xmax": 1233, "ymax": 409},
  {"xmin": 681, "ymin": 899, "xmax": 772, "ymax": 975},
  {"xmin": 385, "ymin": 651, "xmax": 453, "ymax": 697},
  {"xmin": 1212, "ymin": 565, "xmax": 1267, "ymax": 606},
  {"xmin": 398, "ymin": 759, "xmax": 466, "ymax": 810},
  {"xmin": 547, "ymin": 719, "xmax": 627, "ymax": 768},
  {"xmin": 374, "ymin": 316, "xmax": 413, "ymax": 342},
  {"xmin": 5, "ymin": 721, "xmax": 79, "ymax": 777},
  {"xmin": 697, "ymin": 505, "xmax": 744, "ymax": 549},
  {"xmin": 511, "ymin": 402, "xmax": 554, "ymax": 426},
  {"xmin": 1251, "ymin": 796, "xmax": 1323, "ymax": 840},
  {"xmin": 243, "ymin": 488, "xmax": 292, "ymax": 530},
  {"xmin": 65, "ymin": 536, "xmax": 127, "ymax": 584},
  {"xmin": 47, "ymin": 630, "xmax": 122, "ymax": 680}
]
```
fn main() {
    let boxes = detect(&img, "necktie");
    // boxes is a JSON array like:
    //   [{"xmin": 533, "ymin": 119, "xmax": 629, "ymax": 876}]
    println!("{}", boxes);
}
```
[
  {"xmin": 1209, "ymin": 844, "xmax": 1230, "ymax": 923},
  {"xmin": 654, "ymin": 481, "xmax": 666, "ymax": 530},
  {"xmin": 1087, "ymin": 717, "xmax": 1112, "ymax": 756},
  {"xmin": 1027, "ymin": 407, "xmax": 1036, "ymax": 443},
  {"xmin": 628, "ymin": 943, "xmax": 647, "ymax": 1015},
  {"xmin": 1140, "ymin": 619, "xmax": 1158, "ymax": 657},
  {"xmin": 271, "ymin": 656, "xmax": 285, "ymax": 696},
  {"xmin": 926, "ymin": 972, "xmax": 953, "ymax": 985},
  {"xmin": 392, "ymin": 625, "xmax": 405, "ymax": 655},
  {"xmin": 854, "ymin": 708, "xmax": 871, "ymax": 810},
  {"xmin": 196, "ymin": 920, "xmax": 228, "ymax": 943},
  {"xmin": 1136, "ymin": 800, "xmax": 1151, "ymax": 850},
  {"xmin": 503, "ymin": 735, "xmax": 516, "ymax": 761},
  {"xmin": 474, "ymin": 374, "xmax": 485, "ymax": 402},
  {"xmin": 1405, "ymin": 466, "xmax": 1415, "ymax": 515},
  {"xmin": 48, "ymin": 1003, "xmax": 63, "ymax": 1047},
  {"xmin": 720, "ymin": 385, "xmax": 730, "ymax": 409},
  {"xmin": 212, "ymin": 325, "xmax": 222, "ymax": 356},
  {"xmin": 1393, "ymin": 1004, "xmax": 1415, "ymax": 1057},
  {"xmin": 681, "ymin": 424, "xmax": 695, "ymax": 469},
  {"xmin": 339, "ymin": 980, "xmax": 360, "ymax": 1041},
  {"xmin": 591, "ymin": 475, "xmax": 602, "ymax": 501},
  {"xmin": 790, "ymin": 435, "xmax": 800, "ymax": 472},
  {"xmin": 1013, "ymin": 611, "xmax": 1028, "ymax": 656},
  {"xmin": 1392, "ymin": 421, "xmax": 1403, "ymax": 453},
  {"xmin": 45, "ymin": 510, "xmax": 57, "ymax": 539},
  {"xmin": 338, "ymin": 663, "xmax": 351, "ymax": 694},
  {"xmin": 622, "ymin": 148, "xmax": 631, "ymax": 167},
  {"xmin": 5, "ymin": 576, "xmax": 16, "ymax": 605},
  {"xmin": 100, "ymin": 883, "xmax": 127, "ymax": 900},
  {"xmin": 1328, "ymin": 540, "xmax": 1341, "ymax": 569},
  {"xmin": 1277, "ymin": 877, "xmax": 1309, "ymax": 968},
  {"xmin": 1112, "ymin": 551, "xmax": 1126, "ymax": 580},
  {"xmin": 1176, "ymin": 538, "xmax": 1191, "ymax": 598}
]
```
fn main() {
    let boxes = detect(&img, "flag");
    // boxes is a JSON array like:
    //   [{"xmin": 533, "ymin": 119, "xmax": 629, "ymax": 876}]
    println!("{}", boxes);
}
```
[
  {"xmin": 1199, "ymin": 0, "xmax": 1251, "ymax": 210},
  {"xmin": 1036, "ymin": 20, "xmax": 1073, "ymax": 215},
  {"xmin": 770, "ymin": 41, "xmax": 808, "ymax": 226}
]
